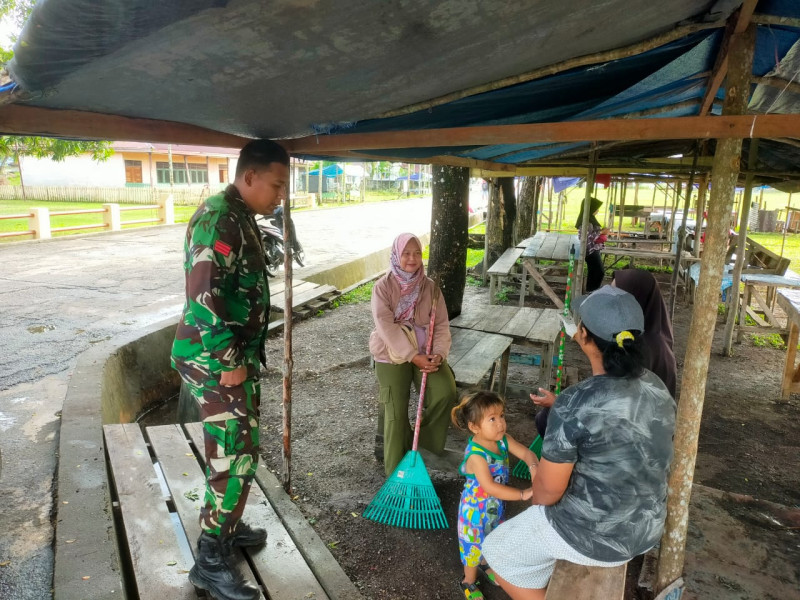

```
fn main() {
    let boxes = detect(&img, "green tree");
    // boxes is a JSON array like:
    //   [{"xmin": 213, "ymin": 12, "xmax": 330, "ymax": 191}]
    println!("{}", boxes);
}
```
[{"xmin": 0, "ymin": 0, "xmax": 34, "ymax": 33}]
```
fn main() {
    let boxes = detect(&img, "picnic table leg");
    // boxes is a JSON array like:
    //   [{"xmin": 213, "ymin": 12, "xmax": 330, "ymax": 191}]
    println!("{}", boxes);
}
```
[
  {"xmin": 736, "ymin": 283, "xmax": 750, "ymax": 343},
  {"xmin": 490, "ymin": 274, "xmax": 498, "ymax": 305},
  {"xmin": 542, "ymin": 341, "xmax": 555, "ymax": 391},
  {"xmin": 781, "ymin": 321, "xmax": 799, "ymax": 400},
  {"xmin": 498, "ymin": 347, "xmax": 510, "ymax": 398},
  {"xmin": 519, "ymin": 265, "xmax": 528, "ymax": 307}
]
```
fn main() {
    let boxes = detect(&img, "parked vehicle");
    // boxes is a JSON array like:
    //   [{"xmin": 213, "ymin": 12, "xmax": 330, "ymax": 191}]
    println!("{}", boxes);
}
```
[{"xmin": 255, "ymin": 206, "xmax": 304, "ymax": 277}]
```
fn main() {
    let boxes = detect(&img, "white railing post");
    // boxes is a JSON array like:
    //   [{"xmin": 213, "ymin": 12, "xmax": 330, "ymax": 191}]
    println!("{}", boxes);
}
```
[
  {"xmin": 30, "ymin": 207, "xmax": 51, "ymax": 239},
  {"xmin": 158, "ymin": 194, "xmax": 174, "ymax": 225},
  {"xmin": 103, "ymin": 203, "xmax": 121, "ymax": 231}
]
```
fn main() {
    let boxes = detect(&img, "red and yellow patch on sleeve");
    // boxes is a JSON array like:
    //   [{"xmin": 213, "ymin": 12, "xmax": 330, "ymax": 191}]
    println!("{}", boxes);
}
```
[{"xmin": 213, "ymin": 240, "xmax": 232, "ymax": 257}]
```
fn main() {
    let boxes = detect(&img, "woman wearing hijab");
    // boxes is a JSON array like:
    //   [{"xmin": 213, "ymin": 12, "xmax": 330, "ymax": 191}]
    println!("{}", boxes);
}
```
[
  {"xmin": 575, "ymin": 197, "xmax": 610, "ymax": 292},
  {"xmin": 482, "ymin": 286, "xmax": 676, "ymax": 599},
  {"xmin": 369, "ymin": 233, "xmax": 457, "ymax": 475},
  {"xmin": 612, "ymin": 269, "xmax": 678, "ymax": 398}
]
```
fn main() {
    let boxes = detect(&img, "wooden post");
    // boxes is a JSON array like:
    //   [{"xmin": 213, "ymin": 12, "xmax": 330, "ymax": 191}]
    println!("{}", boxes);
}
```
[
  {"xmin": 282, "ymin": 171, "xmax": 294, "ymax": 493},
  {"xmin": 317, "ymin": 161, "xmax": 323, "ymax": 205},
  {"xmin": 693, "ymin": 175, "xmax": 709, "ymax": 258},
  {"xmin": 574, "ymin": 146, "xmax": 597, "ymax": 294},
  {"xmin": 669, "ymin": 145, "xmax": 699, "ymax": 317},
  {"xmin": 654, "ymin": 22, "xmax": 756, "ymax": 594},
  {"xmin": 722, "ymin": 138, "xmax": 759, "ymax": 355},
  {"xmin": 781, "ymin": 193, "xmax": 793, "ymax": 257},
  {"xmin": 157, "ymin": 194, "xmax": 174, "ymax": 225},
  {"xmin": 617, "ymin": 177, "xmax": 627, "ymax": 239}
]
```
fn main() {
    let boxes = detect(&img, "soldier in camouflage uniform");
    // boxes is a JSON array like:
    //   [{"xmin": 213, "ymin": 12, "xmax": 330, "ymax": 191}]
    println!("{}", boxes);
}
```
[{"xmin": 171, "ymin": 139, "xmax": 289, "ymax": 600}]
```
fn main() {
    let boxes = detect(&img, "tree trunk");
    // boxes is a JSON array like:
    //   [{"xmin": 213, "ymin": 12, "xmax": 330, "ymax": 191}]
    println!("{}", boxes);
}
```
[
  {"xmin": 515, "ymin": 176, "xmax": 537, "ymax": 243},
  {"xmin": 500, "ymin": 177, "xmax": 516, "ymax": 249},
  {"xmin": 428, "ymin": 165, "xmax": 470, "ymax": 319},
  {"xmin": 654, "ymin": 22, "xmax": 756, "ymax": 595},
  {"xmin": 486, "ymin": 179, "xmax": 504, "ymax": 270}
]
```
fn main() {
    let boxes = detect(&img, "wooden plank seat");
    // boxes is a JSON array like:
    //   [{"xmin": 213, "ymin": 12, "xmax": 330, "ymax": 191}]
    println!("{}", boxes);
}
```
[
  {"xmin": 448, "ymin": 327, "xmax": 514, "ymax": 395},
  {"xmin": 103, "ymin": 422, "xmax": 355, "ymax": 600},
  {"xmin": 735, "ymin": 269, "xmax": 800, "ymax": 340},
  {"xmin": 488, "ymin": 247, "xmax": 524, "ymax": 304},
  {"xmin": 544, "ymin": 560, "xmax": 627, "ymax": 600}
]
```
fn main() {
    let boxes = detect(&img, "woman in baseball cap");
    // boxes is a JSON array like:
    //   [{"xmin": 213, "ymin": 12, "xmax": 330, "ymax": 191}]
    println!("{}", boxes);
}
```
[{"xmin": 481, "ymin": 286, "xmax": 676, "ymax": 600}]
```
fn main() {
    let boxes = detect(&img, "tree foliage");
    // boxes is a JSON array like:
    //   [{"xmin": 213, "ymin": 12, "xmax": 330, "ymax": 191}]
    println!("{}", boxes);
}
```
[
  {"xmin": 0, "ymin": 0, "xmax": 34, "ymax": 33},
  {"xmin": 0, "ymin": 136, "xmax": 113, "ymax": 162}
]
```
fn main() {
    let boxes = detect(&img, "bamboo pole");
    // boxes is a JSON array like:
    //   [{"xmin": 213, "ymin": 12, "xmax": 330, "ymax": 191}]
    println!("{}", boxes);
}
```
[
  {"xmin": 282, "ymin": 170, "xmax": 294, "ymax": 493},
  {"xmin": 376, "ymin": 20, "xmax": 724, "ymax": 119},
  {"xmin": 722, "ymin": 139, "xmax": 760, "ymax": 355},
  {"xmin": 670, "ymin": 144, "xmax": 700, "ymax": 318},
  {"xmin": 654, "ymin": 22, "xmax": 756, "ymax": 594}
]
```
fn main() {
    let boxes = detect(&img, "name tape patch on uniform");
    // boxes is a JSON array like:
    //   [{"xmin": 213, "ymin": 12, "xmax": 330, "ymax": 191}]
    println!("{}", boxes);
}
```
[{"xmin": 214, "ymin": 240, "xmax": 232, "ymax": 257}]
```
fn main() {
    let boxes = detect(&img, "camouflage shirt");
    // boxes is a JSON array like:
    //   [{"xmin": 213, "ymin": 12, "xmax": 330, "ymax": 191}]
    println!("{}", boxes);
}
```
[
  {"xmin": 542, "ymin": 369, "xmax": 676, "ymax": 562},
  {"xmin": 171, "ymin": 185, "xmax": 270, "ymax": 383}
]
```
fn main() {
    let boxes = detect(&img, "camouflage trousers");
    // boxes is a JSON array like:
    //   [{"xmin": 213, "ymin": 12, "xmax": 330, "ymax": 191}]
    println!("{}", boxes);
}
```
[{"xmin": 184, "ymin": 373, "xmax": 260, "ymax": 537}]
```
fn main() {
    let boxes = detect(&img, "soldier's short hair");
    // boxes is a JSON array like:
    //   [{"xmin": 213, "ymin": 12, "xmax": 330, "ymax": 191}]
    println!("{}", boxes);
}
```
[{"xmin": 235, "ymin": 139, "xmax": 289, "ymax": 177}]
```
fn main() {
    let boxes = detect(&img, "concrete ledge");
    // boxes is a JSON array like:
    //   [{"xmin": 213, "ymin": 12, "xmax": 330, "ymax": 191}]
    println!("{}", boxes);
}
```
[{"xmin": 55, "ymin": 317, "xmax": 180, "ymax": 600}]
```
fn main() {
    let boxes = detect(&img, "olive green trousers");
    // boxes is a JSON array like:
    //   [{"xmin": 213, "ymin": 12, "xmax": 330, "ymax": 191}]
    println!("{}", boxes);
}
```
[{"xmin": 374, "ymin": 360, "xmax": 457, "ymax": 475}]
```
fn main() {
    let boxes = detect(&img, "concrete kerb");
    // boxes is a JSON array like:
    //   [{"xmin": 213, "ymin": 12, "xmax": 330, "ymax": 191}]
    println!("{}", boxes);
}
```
[{"xmin": 55, "ymin": 318, "xmax": 180, "ymax": 600}]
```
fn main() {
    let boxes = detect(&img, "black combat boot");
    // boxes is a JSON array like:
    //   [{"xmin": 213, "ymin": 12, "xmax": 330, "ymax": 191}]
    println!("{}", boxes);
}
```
[
  {"xmin": 229, "ymin": 521, "xmax": 267, "ymax": 547},
  {"xmin": 188, "ymin": 532, "xmax": 260, "ymax": 600}
]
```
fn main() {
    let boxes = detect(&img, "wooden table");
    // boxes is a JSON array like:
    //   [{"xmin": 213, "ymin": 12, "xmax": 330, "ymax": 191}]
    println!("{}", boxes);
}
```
[
  {"xmin": 451, "ymin": 305, "xmax": 561, "ymax": 388},
  {"xmin": 449, "ymin": 327, "xmax": 514, "ymax": 395},
  {"xmin": 519, "ymin": 232, "xmax": 580, "ymax": 308},
  {"xmin": 777, "ymin": 288, "xmax": 800, "ymax": 399},
  {"xmin": 736, "ymin": 270, "xmax": 800, "ymax": 341}
]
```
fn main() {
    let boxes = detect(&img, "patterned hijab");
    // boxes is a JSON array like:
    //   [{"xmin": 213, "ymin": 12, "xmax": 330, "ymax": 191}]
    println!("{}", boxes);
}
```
[{"xmin": 390, "ymin": 233, "xmax": 425, "ymax": 322}]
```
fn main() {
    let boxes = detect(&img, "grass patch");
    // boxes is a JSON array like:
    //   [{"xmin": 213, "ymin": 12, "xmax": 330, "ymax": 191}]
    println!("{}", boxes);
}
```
[
  {"xmin": 469, "ymin": 222, "xmax": 486, "ymax": 234},
  {"xmin": 335, "ymin": 281, "xmax": 375, "ymax": 306},
  {"xmin": 749, "ymin": 333, "xmax": 786, "ymax": 349}
]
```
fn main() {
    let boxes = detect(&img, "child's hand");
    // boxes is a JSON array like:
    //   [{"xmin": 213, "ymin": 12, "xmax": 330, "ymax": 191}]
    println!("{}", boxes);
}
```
[
  {"xmin": 521, "ymin": 488, "xmax": 533, "ymax": 501},
  {"xmin": 530, "ymin": 388, "xmax": 556, "ymax": 408}
]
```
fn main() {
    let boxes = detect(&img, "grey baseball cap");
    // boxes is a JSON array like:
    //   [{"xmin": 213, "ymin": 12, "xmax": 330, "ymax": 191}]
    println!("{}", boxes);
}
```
[{"xmin": 572, "ymin": 286, "xmax": 644, "ymax": 342}]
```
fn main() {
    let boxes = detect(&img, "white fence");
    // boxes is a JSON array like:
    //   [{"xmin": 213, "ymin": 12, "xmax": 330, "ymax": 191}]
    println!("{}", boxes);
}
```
[
  {"xmin": 0, "ymin": 185, "xmax": 216, "ymax": 206},
  {"xmin": 0, "ymin": 185, "xmax": 315, "ymax": 208},
  {"xmin": 0, "ymin": 196, "xmax": 175, "ymax": 240}
]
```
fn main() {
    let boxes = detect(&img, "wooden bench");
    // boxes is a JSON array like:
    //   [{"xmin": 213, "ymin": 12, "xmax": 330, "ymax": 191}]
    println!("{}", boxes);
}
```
[
  {"xmin": 488, "ymin": 247, "xmax": 524, "ymax": 304},
  {"xmin": 544, "ymin": 560, "xmax": 627, "ymax": 600},
  {"xmin": 448, "ymin": 327, "xmax": 514, "ymax": 395},
  {"xmin": 725, "ymin": 233, "xmax": 791, "ymax": 276},
  {"xmin": 103, "ymin": 422, "xmax": 363, "ymax": 600}
]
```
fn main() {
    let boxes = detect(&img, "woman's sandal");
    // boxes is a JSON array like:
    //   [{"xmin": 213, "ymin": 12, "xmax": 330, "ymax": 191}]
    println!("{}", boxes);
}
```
[
  {"xmin": 460, "ymin": 580, "xmax": 484, "ymax": 600},
  {"xmin": 478, "ymin": 563, "xmax": 500, "ymax": 587}
]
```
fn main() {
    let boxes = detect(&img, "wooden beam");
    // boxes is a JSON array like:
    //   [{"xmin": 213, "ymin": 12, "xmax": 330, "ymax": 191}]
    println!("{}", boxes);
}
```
[
  {"xmin": 753, "ymin": 75, "xmax": 800, "ymax": 97},
  {"xmin": 752, "ymin": 14, "xmax": 800, "ymax": 28},
  {"xmin": 309, "ymin": 149, "xmax": 515, "ymax": 172},
  {"xmin": 699, "ymin": 0, "xmax": 759, "ymax": 116},
  {"xmin": 0, "ymin": 104, "xmax": 250, "ymax": 147},
  {"xmin": 286, "ymin": 114, "xmax": 800, "ymax": 152}
]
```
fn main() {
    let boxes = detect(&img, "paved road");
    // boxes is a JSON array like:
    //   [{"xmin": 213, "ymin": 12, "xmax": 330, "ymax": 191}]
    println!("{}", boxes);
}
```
[{"xmin": 0, "ymin": 197, "xmax": 433, "ymax": 599}]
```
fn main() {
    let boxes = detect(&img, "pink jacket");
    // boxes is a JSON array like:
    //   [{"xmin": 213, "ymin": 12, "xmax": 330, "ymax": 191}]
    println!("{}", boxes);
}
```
[{"xmin": 369, "ymin": 273, "xmax": 452, "ymax": 363}]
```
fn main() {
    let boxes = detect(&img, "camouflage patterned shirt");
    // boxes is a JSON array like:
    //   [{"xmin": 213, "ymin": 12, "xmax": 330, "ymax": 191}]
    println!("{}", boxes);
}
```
[{"xmin": 171, "ymin": 185, "xmax": 270, "ymax": 383}]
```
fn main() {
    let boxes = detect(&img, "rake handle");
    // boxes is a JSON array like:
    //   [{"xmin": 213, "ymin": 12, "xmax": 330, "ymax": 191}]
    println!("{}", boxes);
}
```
[{"xmin": 412, "ymin": 283, "xmax": 439, "ymax": 452}]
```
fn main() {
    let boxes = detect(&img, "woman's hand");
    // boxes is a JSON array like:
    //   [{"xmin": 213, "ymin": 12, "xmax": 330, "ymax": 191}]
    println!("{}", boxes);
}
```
[
  {"xmin": 530, "ymin": 387, "xmax": 556, "ymax": 408},
  {"xmin": 521, "ymin": 487, "xmax": 534, "ymax": 501},
  {"xmin": 411, "ymin": 353, "xmax": 441, "ymax": 373}
]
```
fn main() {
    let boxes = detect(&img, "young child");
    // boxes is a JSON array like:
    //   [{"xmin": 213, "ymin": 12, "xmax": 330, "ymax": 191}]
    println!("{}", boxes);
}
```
[{"xmin": 451, "ymin": 391, "xmax": 537, "ymax": 600}]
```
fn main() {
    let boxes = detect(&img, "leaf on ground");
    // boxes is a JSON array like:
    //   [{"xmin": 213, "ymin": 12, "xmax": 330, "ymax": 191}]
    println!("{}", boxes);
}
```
[
  {"xmin": 166, "ymin": 561, "xmax": 177, "ymax": 566},
  {"xmin": 81, "ymin": 576, "xmax": 91, "ymax": 580},
  {"xmin": 0, "ymin": 561, "xmax": 10, "ymax": 567}
]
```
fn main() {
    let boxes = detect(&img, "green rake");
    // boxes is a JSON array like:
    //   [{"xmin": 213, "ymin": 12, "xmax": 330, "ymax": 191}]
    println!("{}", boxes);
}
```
[
  {"xmin": 513, "ymin": 244, "xmax": 576, "ymax": 480},
  {"xmin": 362, "ymin": 288, "xmax": 448, "ymax": 529}
]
